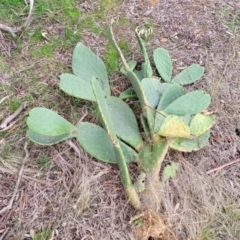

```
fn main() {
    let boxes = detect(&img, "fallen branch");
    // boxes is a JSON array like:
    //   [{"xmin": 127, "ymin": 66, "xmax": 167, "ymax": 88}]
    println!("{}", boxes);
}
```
[
  {"xmin": 0, "ymin": 102, "xmax": 27, "ymax": 129},
  {"xmin": 206, "ymin": 158, "xmax": 240, "ymax": 174},
  {"xmin": 0, "ymin": 142, "xmax": 29, "ymax": 215},
  {"xmin": 0, "ymin": 0, "xmax": 34, "ymax": 37}
]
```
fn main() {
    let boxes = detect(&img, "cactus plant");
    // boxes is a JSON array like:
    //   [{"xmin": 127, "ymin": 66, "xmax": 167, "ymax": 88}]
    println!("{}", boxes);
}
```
[{"xmin": 26, "ymin": 23, "xmax": 215, "ymax": 210}]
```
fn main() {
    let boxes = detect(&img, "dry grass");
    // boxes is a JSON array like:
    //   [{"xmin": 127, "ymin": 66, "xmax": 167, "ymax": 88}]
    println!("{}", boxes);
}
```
[
  {"xmin": 162, "ymin": 158, "xmax": 240, "ymax": 240},
  {"xmin": 0, "ymin": 143, "xmax": 134, "ymax": 239},
  {"xmin": 1, "ymin": 0, "xmax": 240, "ymax": 239}
]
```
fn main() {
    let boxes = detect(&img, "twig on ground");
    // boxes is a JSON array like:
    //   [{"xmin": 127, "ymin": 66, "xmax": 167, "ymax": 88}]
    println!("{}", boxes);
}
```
[
  {"xmin": 0, "ymin": 228, "xmax": 9, "ymax": 240},
  {"xmin": 0, "ymin": 142, "xmax": 29, "ymax": 215},
  {"xmin": 206, "ymin": 158, "xmax": 240, "ymax": 174},
  {"xmin": 0, "ymin": 24, "xmax": 18, "ymax": 38},
  {"xmin": 51, "ymin": 146, "xmax": 74, "ymax": 176},
  {"xmin": 79, "ymin": 107, "xmax": 88, "ymax": 122},
  {"xmin": 67, "ymin": 140, "xmax": 81, "ymax": 159},
  {"xmin": 67, "ymin": 140, "xmax": 109, "ymax": 169},
  {"xmin": 0, "ymin": 121, "xmax": 21, "ymax": 132},
  {"xmin": 0, "ymin": 96, "xmax": 9, "ymax": 105},
  {"xmin": 0, "ymin": 0, "xmax": 34, "ymax": 37},
  {"xmin": 0, "ymin": 102, "xmax": 27, "ymax": 130}
]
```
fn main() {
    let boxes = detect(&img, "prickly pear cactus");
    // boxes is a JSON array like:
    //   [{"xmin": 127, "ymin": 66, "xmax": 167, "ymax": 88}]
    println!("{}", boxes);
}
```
[{"xmin": 26, "ymin": 23, "xmax": 215, "ymax": 210}]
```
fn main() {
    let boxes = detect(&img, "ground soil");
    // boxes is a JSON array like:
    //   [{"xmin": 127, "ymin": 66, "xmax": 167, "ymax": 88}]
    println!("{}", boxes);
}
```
[{"xmin": 0, "ymin": 0, "xmax": 240, "ymax": 239}]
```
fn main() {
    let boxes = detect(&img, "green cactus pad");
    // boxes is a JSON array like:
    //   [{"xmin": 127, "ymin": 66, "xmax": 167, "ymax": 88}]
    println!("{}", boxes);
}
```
[
  {"xmin": 77, "ymin": 122, "xmax": 137, "ymax": 163},
  {"xmin": 133, "ymin": 69, "xmax": 144, "ymax": 81},
  {"xmin": 157, "ymin": 84, "xmax": 184, "ymax": 111},
  {"xmin": 27, "ymin": 107, "xmax": 75, "ymax": 137},
  {"xmin": 27, "ymin": 130, "xmax": 73, "ymax": 146},
  {"xmin": 172, "ymin": 64, "xmax": 204, "ymax": 85},
  {"xmin": 154, "ymin": 84, "xmax": 183, "ymax": 132},
  {"xmin": 154, "ymin": 112, "xmax": 165, "ymax": 133},
  {"xmin": 120, "ymin": 141, "xmax": 139, "ymax": 163},
  {"xmin": 180, "ymin": 115, "xmax": 194, "ymax": 125},
  {"xmin": 106, "ymin": 96, "xmax": 143, "ymax": 150},
  {"xmin": 163, "ymin": 162, "xmax": 179, "ymax": 181},
  {"xmin": 72, "ymin": 43, "xmax": 110, "ymax": 96},
  {"xmin": 170, "ymin": 130, "xmax": 210, "ymax": 152},
  {"xmin": 140, "ymin": 63, "xmax": 150, "ymax": 79},
  {"xmin": 120, "ymin": 60, "xmax": 137, "ymax": 76},
  {"xmin": 127, "ymin": 71, "xmax": 155, "ymax": 135},
  {"xmin": 91, "ymin": 77, "xmax": 117, "ymax": 141},
  {"xmin": 164, "ymin": 91, "xmax": 211, "ymax": 116},
  {"xmin": 141, "ymin": 78, "xmax": 171, "ymax": 109},
  {"xmin": 157, "ymin": 115, "xmax": 191, "ymax": 138},
  {"xmin": 119, "ymin": 88, "xmax": 136, "ymax": 99},
  {"xmin": 190, "ymin": 113, "xmax": 215, "ymax": 137},
  {"xmin": 139, "ymin": 137, "xmax": 169, "ymax": 172},
  {"xmin": 60, "ymin": 73, "xmax": 95, "ymax": 101},
  {"xmin": 138, "ymin": 145, "xmax": 152, "ymax": 171},
  {"xmin": 153, "ymin": 48, "xmax": 172, "ymax": 83}
]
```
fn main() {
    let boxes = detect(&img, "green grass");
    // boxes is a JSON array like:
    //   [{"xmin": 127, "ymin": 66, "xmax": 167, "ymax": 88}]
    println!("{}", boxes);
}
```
[
  {"xmin": 8, "ymin": 99, "xmax": 21, "ymax": 113},
  {"xmin": 198, "ymin": 204, "xmax": 240, "ymax": 240},
  {"xmin": 216, "ymin": 5, "xmax": 240, "ymax": 32},
  {"xmin": 35, "ymin": 44, "xmax": 58, "ymax": 58},
  {"xmin": 0, "ymin": 0, "xmax": 123, "ymax": 62},
  {"xmin": 79, "ymin": 16, "xmax": 104, "ymax": 34},
  {"xmin": 199, "ymin": 224, "xmax": 217, "ymax": 240},
  {"xmin": 0, "ymin": 1, "xmax": 26, "ymax": 21},
  {"xmin": 32, "ymin": 229, "xmax": 53, "ymax": 240},
  {"xmin": 38, "ymin": 154, "xmax": 51, "ymax": 170},
  {"xmin": 105, "ymin": 43, "xmax": 119, "ymax": 72},
  {"xmin": 104, "ymin": 41, "xmax": 130, "ymax": 72},
  {"xmin": 0, "ymin": 142, "xmax": 14, "ymax": 158},
  {"xmin": 119, "ymin": 17, "xmax": 130, "ymax": 25},
  {"xmin": 0, "ymin": 0, "xmax": 140, "ymax": 169}
]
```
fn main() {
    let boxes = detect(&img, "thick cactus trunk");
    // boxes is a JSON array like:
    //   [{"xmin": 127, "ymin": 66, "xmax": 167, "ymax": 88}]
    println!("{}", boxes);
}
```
[
  {"xmin": 140, "ymin": 137, "xmax": 169, "ymax": 211},
  {"xmin": 141, "ymin": 171, "xmax": 163, "ymax": 211}
]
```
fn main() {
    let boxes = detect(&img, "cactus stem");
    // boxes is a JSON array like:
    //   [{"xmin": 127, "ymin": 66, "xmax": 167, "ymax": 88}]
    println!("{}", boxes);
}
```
[
  {"xmin": 114, "ymin": 141, "xmax": 141, "ymax": 209},
  {"xmin": 151, "ymin": 137, "xmax": 169, "ymax": 177},
  {"xmin": 108, "ymin": 23, "xmax": 129, "ymax": 71},
  {"xmin": 92, "ymin": 78, "xmax": 140, "ymax": 209},
  {"xmin": 125, "ymin": 186, "xmax": 141, "ymax": 209},
  {"xmin": 140, "ymin": 137, "xmax": 169, "ymax": 210}
]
